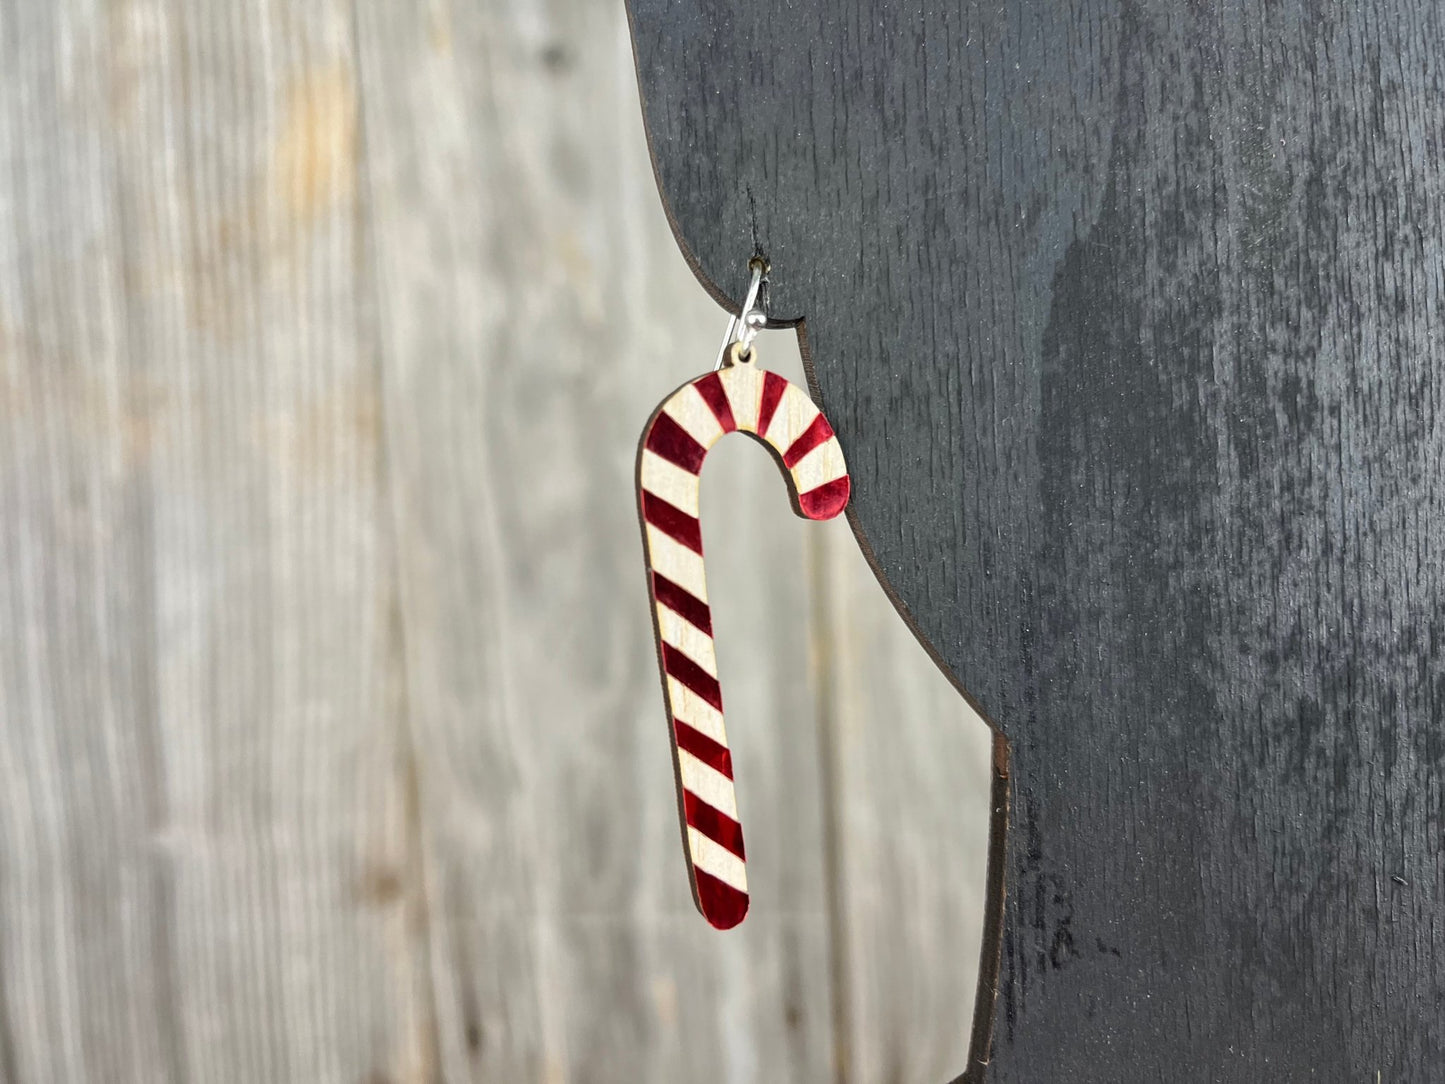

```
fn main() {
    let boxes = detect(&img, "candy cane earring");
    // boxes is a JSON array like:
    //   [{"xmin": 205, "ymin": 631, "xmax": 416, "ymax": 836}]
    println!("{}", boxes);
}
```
[{"xmin": 637, "ymin": 261, "xmax": 851, "ymax": 929}]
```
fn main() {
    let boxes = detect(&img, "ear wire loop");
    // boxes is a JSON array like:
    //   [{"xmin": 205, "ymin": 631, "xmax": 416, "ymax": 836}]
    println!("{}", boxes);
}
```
[{"xmin": 713, "ymin": 257, "xmax": 771, "ymax": 369}]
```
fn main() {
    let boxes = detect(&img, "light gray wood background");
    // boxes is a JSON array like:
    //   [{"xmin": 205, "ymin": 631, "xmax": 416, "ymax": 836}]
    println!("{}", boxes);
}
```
[{"xmin": 0, "ymin": 1, "xmax": 991, "ymax": 1081}]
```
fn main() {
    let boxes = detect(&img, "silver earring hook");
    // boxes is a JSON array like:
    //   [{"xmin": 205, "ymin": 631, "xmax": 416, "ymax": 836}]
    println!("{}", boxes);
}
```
[{"xmin": 713, "ymin": 258, "xmax": 770, "ymax": 370}]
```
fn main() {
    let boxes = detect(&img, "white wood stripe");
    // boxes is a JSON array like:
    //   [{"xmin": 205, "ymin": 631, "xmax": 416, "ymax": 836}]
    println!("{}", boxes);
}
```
[
  {"xmin": 688, "ymin": 827, "xmax": 748, "ymax": 892},
  {"xmin": 719, "ymin": 364, "xmax": 763, "ymax": 433},
  {"xmin": 667, "ymin": 677, "xmax": 726, "ymax": 744},
  {"xmin": 662, "ymin": 383, "xmax": 725, "ymax": 448},
  {"xmin": 790, "ymin": 438, "xmax": 847, "ymax": 492},
  {"xmin": 763, "ymin": 385, "xmax": 821, "ymax": 453},
  {"xmin": 639, "ymin": 449, "xmax": 702, "ymax": 517},
  {"xmin": 678, "ymin": 749, "xmax": 738, "ymax": 820},
  {"xmin": 646, "ymin": 526, "xmax": 708, "ymax": 602},
  {"xmin": 656, "ymin": 602, "xmax": 718, "ymax": 677}
]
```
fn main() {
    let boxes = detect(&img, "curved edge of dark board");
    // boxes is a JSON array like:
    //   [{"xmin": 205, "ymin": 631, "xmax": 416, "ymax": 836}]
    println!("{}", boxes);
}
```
[
  {"xmin": 796, "ymin": 319, "xmax": 1010, "ymax": 1078},
  {"xmin": 623, "ymin": 2, "xmax": 1012, "ymax": 1068},
  {"xmin": 621, "ymin": 0, "xmax": 737, "ymax": 319},
  {"xmin": 959, "ymin": 736, "xmax": 1009, "ymax": 1082}
]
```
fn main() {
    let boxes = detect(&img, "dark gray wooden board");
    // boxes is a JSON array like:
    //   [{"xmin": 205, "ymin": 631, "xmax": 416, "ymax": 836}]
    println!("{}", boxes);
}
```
[{"xmin": 625, "ymin": 0, "xmax": 1445, "ymax": 1079}]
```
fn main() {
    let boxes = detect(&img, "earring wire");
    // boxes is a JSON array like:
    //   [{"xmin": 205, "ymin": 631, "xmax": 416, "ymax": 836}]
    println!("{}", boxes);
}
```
[{"xmin": 713, "ymin": 257, "xmax": 771, "ymax": 369}]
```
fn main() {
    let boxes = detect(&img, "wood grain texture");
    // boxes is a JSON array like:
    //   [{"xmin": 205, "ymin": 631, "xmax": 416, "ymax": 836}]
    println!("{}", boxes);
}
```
[
  {"xmin": 627, "ymin": 0, "xmax": 1445, "ymax": 1079},
  {"xmin": 811, "ymin": 520, "xmax": 995, "ymax": 1084},
  {"xmin": 355, "ymin": 4, "xmax": 838, "ymax": 1077},
  {"xmin": 0, "ymin": 2, "xmax": 428, "ymax": 1081}
]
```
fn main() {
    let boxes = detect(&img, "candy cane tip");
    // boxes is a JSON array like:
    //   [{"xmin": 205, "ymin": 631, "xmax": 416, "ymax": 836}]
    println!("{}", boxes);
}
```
[
  {"xmin": 799, "ymin": 475, "xmax": 851, "ymax": 520},
  {"xmin": 694, "ymin": 870, "xmax": 749, "ymax": 930}
]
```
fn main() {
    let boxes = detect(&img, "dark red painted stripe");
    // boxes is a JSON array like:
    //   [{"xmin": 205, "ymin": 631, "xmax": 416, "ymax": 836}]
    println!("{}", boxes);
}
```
[
  {"xmin": 674, "ymin": 718, "xmax": 733, "ymax": 779},
  {"xmin": 693, "ymin": 868, "xmax": 748, "ymax": 930},
  {"xmin": 652, "ymin": 572, "xmax": 712, "ymax": 635},
  {"xmin": 798, "ymin": 475, "xmax": 851, "ymax": 520},
  {"xmin": 645, "ymin": 411, "xmax": 707, "ymax": 473},
  {"xmin": 757, "ymin": 371, "xmax": 788, "ymax": 436},
  {"xmin": 692, "ymin": 372, "xmax": 737, "ymax": 432},
  {"xmin": 782, "ymin": 412, "xmax": 835, "ymax": 468},
  {"xmin": 685, "ymin": 791, "xmax": 745, "ymax": 859},
  {"xmin": 662, "ymin": 643, "xmax": 723, "ymax": 711},
  {"xmin": 642, "ymin": 491, "xmax": 703, "ymax": 553}
]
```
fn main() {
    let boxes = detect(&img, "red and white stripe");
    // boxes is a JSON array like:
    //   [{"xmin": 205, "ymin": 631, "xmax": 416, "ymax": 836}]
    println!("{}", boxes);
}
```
[{"xmin": 637, "ymin": 358, "xmax": 850, "ymax": 929}]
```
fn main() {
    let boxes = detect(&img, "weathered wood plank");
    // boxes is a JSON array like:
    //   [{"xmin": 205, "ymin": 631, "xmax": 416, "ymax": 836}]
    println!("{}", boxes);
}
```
[
  {"xmin": 0, "ymin": 1, "xmax": 431, "ymax": 1082},
  {"xmin": 353, "ymin": 0, "xmax": 854, "ymax": 1074},
  {"xmin": 812, "ymin": 519, "xmax": 994, "ymax": 1084}
]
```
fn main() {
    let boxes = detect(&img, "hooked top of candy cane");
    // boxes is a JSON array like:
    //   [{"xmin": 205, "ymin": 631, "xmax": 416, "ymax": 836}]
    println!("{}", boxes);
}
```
[{"xmin": 642, "ymin": 363, "xmax": 850, "ymax": 522}]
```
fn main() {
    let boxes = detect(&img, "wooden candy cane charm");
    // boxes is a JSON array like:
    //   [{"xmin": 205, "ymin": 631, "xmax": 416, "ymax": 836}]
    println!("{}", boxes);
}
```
[{"xmin": 637, "ymin": 277, "xmax": 850, "ymax": 930}]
